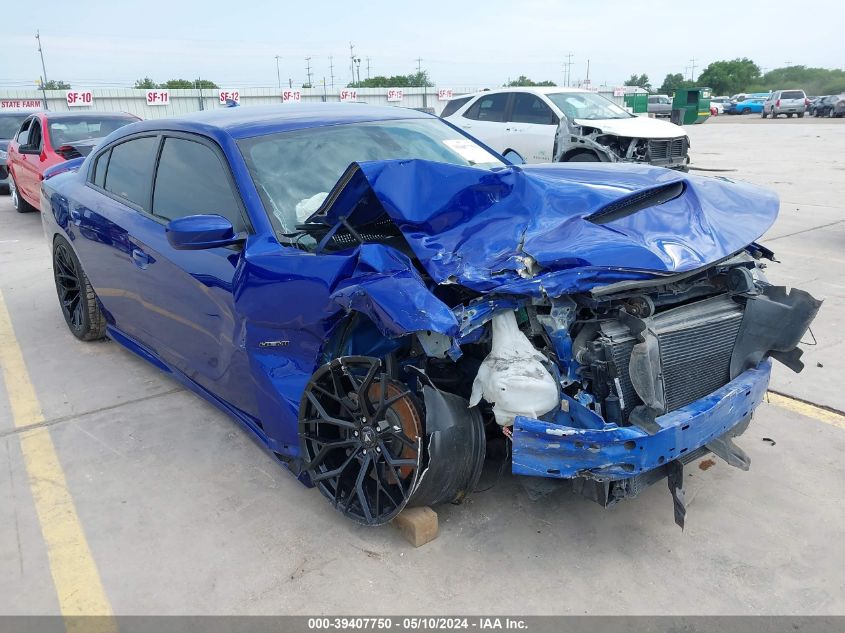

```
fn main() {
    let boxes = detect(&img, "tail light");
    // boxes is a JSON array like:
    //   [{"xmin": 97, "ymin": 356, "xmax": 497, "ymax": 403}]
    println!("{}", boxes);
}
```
[
  {"xmin": 55, "ymin": 145, "xmax": 82, "ymax": 160},
  {"xmin": 776, "ymin": 99, "xmax": 781, "ymax": 107}
]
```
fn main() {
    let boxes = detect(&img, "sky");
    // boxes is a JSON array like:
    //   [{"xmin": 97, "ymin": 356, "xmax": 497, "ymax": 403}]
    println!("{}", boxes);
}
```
[{"xmin": 1, "ymin": 0, "xmax": 842, "ymax": 91}]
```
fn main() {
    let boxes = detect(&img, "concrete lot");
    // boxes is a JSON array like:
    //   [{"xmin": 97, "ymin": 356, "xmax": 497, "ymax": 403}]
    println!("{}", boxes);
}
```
[{"xmin": 0, "ymin": 117, "xmax": 843, "ymax": 616}]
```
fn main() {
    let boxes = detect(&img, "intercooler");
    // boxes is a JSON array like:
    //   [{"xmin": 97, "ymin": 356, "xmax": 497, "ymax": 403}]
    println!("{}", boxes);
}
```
[
  {"xmin": 647, "ymin": 137, "xmax": 688, "ymax": 162},
  {"xmin": 600, "ymin": 296, "xmax": 745, "ymax": 419}
]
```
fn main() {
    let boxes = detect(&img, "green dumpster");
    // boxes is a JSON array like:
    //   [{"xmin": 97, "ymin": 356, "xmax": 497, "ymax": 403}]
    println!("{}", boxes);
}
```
[
  {"xmin": 623, "ymin": 92, "xmax": 648, "ymax": 114},
  {"xmin": 671, "ymin": 87, "xmax": 712, "ymax": 124}
]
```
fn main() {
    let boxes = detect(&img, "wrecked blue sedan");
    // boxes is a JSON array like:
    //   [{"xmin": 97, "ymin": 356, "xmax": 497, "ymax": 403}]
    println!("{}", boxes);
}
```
[{"xmin": 40, "ymin": 104, "xmax": 820, "ymax": 527}]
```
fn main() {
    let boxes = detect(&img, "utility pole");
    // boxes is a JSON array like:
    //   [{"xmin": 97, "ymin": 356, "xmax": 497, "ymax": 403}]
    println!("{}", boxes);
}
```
[
  {"xmin": 355, "ymin": 58, "xmax": 361, "ymax": 87},
  {"xmin": 563, "ymin": 52, "xmax": 573, "ymax": 87},
  {"xmin": 349, "ymin": 42, "xmax": 356, "ymax": 86},
  {"xmin": 415, "ymin": 58, "xmax": 427, "ymax": 108},
  {"xmin": 305, "ymin": 57, "xmax": 313, "ymax": 87},
  {"xmin": 585, "ymin": 59, "xmax": 591, "ymax": 87},
  {"xmin": 366, "ymin": 57, "xmax": 371, "ymax": 79},
  {"xmin": 688, "ymin": 57, "xmax": 697, "ymax": 82},
  {"xmin": 275, "ymin": 55, "xmax": 282, "ymax": 92},
  {"xmin": 35, "ymin": 30, "xmax": 49, "ymax": 86},
  {"xmin": 36, "ymin": 30, "xmax": 50, "ymax": 109},
  {"xmin": 329, "ymin": 56, "xmax": 335, "ymax": 88}
]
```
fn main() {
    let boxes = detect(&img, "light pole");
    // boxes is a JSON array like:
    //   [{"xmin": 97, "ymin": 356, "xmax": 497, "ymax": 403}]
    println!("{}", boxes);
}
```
[
  {"xmin": 354, "ymin": 57, "xmax": 361, "ymax": 87},
  {"xmin": 275, "ymin": 55, "xmax": 282, "ymax": 92}
]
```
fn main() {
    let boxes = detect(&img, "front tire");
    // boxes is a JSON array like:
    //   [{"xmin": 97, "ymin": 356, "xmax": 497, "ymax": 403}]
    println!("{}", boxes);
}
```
[
  {"xmin": 52, "ymin": 237, "xmax": 107, "ymax": 341},
  {"xmin": 565, "ymin": 151, "xmax": 600, "ymax": 162},
  {"xmin": 761, "ymin": 109, "xmax": 768, "ymax": 119}
]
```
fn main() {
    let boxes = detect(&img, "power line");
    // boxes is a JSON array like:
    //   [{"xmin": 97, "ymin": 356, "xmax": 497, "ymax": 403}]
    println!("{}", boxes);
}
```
[
  {"xmin": 366, "ymin": 57, "xmax": 371, "ymax": 80},
  {"xmin": 305, "ymin": 57, "xmax": 312, "ymax": 86},
  {"xmin": 329, "ymin": 55, "xmax": 334, "ymax": 89},
  {"xmin": 688, "ymin": 57, "xmax": 697, "ymax": 82}
]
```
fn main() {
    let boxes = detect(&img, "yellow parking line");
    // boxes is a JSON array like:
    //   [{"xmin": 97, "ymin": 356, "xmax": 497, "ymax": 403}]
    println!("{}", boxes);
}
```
[
  {"xmin": 767, "ymin": 391, "xmax": 845, "ymax": 429},
  {"xmin": 0, "ymin": 289, "xmax": 115, "ymax": 630}
]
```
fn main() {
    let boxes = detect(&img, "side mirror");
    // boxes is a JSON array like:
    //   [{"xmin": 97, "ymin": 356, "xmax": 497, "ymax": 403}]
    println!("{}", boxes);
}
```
[
  {"xmin": 502, "ymin": 150, "xmax": 525, "ymax": 165},
  {"xmin": 165, "ymin": 214, "xmax": 241, "ymax": 250}
]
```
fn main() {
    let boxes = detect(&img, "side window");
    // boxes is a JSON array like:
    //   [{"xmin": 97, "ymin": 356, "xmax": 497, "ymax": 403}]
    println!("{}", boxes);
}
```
[
  {"xmin": 440, "ymin": 96, "xmax": 472, "ymax": 118},
  {"xmin": 510, "ymin": 93, "xmax": 557, "ymax": 125},
  {"xmin": 463, "ymin": 93, "xmax": 509, "ymax": 122},
  {"xmin": 28, "ymin": 119, "xmax": 43, "ymax": 149},
  {"xmin": 16, "ymin": 118, "xmax": 32, "ymax": 145},
  {"xmin": 104, "ymin": 136, "xmax": 159, "ymax": 208},
  {"xmin": 152, "ymin": 137, "xmax": 244, "ymax": 230},
  {"xmin": 92, "ymin": 149, "xmax": 110, "ymax": 188}
]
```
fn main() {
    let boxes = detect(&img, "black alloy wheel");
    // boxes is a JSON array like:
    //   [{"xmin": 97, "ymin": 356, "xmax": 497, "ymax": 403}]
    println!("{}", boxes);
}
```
[
  {"xmin": 299, "ymin": 356, "xmax": 423, "ymax": 525},
  {"xmin": 52, "ymin": 238, "xmax": 106, "ymax": 340}
]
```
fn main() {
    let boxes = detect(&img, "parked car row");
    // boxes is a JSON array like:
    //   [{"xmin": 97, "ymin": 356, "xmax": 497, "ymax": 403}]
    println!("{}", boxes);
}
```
[
  {"xmin": 808, "ymin": 94, "xmax": 845, "ymax": 117},
  {"xmin": 2, "ymin": 110, "xmax": 140, "ymax": 211}
]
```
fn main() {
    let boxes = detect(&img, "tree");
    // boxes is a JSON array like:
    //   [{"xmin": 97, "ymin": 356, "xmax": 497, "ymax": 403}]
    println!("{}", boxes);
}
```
[
  {"xmin": 351, "ymin": 71, "xmax": 433, "ymax": 88},
  {"xmin": 758, "ymin": 65, "xmax": 845, "ymax": 96},
  {"xmin": 697, "ymin": 58, "xmax": 760, "ymax": 95},
  {"xmin": 41, "ymin": 79, "xmax": 70, "ymax": 90},
  {"xmin": 624, "ymin": 73, "xmax": 651, "ymax": 90},
  {"xmin": 658, "ymin": 73, "xmax": 694, "ymax": 95},
  {"xmin": 160, "ymin": 78, "xmax": 218, "ymax": 89},
  {"xmin": 134, "ymin": 77, "xmax": 157, "ymax": 89},
  {"xmin": 504, "ymin": 75, "xmax": 556, "ymax": 87}
]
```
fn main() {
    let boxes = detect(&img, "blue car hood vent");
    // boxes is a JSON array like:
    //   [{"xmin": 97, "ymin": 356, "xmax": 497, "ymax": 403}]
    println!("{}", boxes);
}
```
[{"xmin": 310, "ymin": 160, "xmax": 779, "ymax": 296}]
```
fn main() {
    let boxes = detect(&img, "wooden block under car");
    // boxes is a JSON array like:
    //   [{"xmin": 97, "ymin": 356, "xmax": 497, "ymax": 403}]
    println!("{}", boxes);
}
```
[{"xmin": 392, "ymin": 506, "xmax": 438, "ymax": 547}]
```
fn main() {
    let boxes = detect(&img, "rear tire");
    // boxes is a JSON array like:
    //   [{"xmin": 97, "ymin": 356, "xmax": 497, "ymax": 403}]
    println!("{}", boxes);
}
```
[
  {"xmin": 761, "ymin": 110, "xmax": 768, "ymax": 118},
  {"xmin": 787, "ymin": 113, "xmax": 793, "ymax": 118},
  {"xmin": 797, "ymin": 112, "xmax": 804, "ymax": 118},
  {"xmin": 52, "ymin": 237, "xmax": 107, "ymax": 341},
  {"xmin": 10, "ymin": 176, "xmax": 35, "ymax": 213}
]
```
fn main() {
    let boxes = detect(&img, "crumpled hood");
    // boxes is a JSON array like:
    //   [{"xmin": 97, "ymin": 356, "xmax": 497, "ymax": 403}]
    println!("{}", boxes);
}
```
[
  {"xmin": 573, "ymin": 115, "xmax": 686, "ymax": 139},
  {"xmin": 312, "ymin": 159, "xmax": 779, "ymax": 296}
]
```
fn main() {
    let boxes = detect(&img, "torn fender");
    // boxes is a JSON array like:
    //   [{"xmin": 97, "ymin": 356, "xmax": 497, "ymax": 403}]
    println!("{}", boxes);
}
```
[
  {"xmin": 328, "ymin": 243, "xmax": 459, "ymax": 338},
  {"xmin": 311, "ymin": 159, "xmax": 780, "ymax": 295}
]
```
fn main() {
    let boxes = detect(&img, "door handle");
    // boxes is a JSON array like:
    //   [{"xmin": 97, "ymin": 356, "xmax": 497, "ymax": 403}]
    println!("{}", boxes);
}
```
[{"xmin": 131, "ymin": 249, "xmax": 150, "ymax": 268}]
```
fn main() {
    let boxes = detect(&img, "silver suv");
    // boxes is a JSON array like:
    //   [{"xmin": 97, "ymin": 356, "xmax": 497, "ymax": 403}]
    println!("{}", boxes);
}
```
[{"xmin": 763, "ymin": 89, "xmax": 807, "ymax": 118}]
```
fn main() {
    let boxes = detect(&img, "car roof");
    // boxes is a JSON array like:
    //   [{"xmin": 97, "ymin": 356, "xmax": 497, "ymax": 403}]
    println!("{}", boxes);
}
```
[
  {"xmin": 40, "ymin": 111, "xmax": 139, "ymax": 120},
  {"xmin": 124, "ymin": 103, "xmax": 434, "ymax": 140}
]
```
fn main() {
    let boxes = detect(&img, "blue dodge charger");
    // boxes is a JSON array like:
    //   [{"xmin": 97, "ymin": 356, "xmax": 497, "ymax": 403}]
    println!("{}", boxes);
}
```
[{"xmin": 39, "ymin": 104, "xmax": 820, "ymax": 527}]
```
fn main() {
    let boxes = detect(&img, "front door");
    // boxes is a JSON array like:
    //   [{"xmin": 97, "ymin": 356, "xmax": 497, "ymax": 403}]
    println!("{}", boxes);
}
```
[{"xmin": 128, "ymin": 133, "xmax": 258, "ymax": 418}]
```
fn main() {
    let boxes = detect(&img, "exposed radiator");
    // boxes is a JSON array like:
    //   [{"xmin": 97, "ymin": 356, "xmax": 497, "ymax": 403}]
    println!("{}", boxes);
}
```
[
  {"xmin": 601, "ymin": 295, "xmax": 744, "ymax": 419},
  {"xmin": 647, "ymin": 137, "xmax": 688, "ymax": 161}
]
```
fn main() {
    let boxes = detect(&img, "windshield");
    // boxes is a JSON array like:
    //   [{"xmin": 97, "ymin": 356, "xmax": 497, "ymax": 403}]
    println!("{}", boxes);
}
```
[
  {"xmin": 546, "ymin": 92, "xmax": 633, "ymax": 120},
  {"xmin": 0, "ymin": 114, "xmax": 28, "ymax": 140},
  {"xmin": 238, "ymin": 118, "xmax": 504, "ymax": 234},
  {"xmin": 48, "ymin": 116, "xmax": 137, "ymax": 147}
]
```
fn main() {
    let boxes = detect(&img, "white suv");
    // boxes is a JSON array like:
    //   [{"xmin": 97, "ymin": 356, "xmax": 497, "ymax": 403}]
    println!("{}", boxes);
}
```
[
  {"xmin": 763, "ymin": 90, "xmax": 808, "ymax": 118},
  {"xmin": 441, "ymin": 87, "xmax": 690, "ymax": 170}
]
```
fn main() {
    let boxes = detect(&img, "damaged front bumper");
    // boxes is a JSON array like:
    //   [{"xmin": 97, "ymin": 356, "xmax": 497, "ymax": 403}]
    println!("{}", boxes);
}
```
[{"xmin": 512, "ymin": 359, "xmax": 771, "ymax": 481}]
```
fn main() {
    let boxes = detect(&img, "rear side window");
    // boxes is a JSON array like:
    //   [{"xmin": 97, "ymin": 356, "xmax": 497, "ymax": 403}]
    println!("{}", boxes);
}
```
[
  {"xmin": 781, "ymin": 90, "xmax": 805, "ymax": 100},
  {"xmin": 510, "ymin": 93, "xmax": 556, "ymax": 125},
  {"xmin": 440, "ymin": 96, "xmax": 471, "ymax": 118},
  {"xmin": 152, "ymin": 137, "xmax": 244, "ymax": 230},
  {"xmin": 464, "ymin": 93, "xmax": 508, "ymax": 122},
  {"xmin": 92, "ymin": 149, "xmax": 110, "ymax": 187},
  {"xmin": 104, "ymin": 136, "xmax": 159, "ymax": 208}
]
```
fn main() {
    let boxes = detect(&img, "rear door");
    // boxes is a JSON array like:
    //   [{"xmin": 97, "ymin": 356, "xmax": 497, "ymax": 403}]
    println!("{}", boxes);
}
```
[
  {"xmin": 73, "ymin": 134, "xmax": 160, "ymax": 342},
  {"xmin": 454, "ymin": 92, "xmax": 511, "ymax": 154},
  {"xmin": 504, "ymin": 92, "xmax": 559, "ymax": 163},
  {"xmin": 128, "ymin": 133, "xmax": 258, "ymax": 417}
]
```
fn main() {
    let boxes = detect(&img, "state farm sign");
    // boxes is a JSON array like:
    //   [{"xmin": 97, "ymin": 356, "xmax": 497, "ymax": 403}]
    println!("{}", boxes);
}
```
[
  {"xmin": 66, "ymin": 90, "xmax": 93, "ymax": 106},
  {"xmin": 0, "ymin": 99, "xmax": 43, "ymax": 109}
]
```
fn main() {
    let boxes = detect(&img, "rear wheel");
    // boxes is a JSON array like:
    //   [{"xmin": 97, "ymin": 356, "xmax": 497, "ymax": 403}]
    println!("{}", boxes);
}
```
[
  {"xmin": 52, "ymin": 237, "xmax": 107, "ymax": 341},
  {"xmin": 761, "ymin": 109, "xmax": 768, "ymax": 118},
  {"xmin": 797, "ymin": 112, "xmax": 804, "ymax": 118},
  {"xmin": 10, "ymin": 176, "xmax": 35, "ymax": 213},
  {"xmin": 787, "ymin": 113, "xmax": 793, "ymax": 118},
  {"xmin": 741, "ymin": 108, "xmax": 750, "ymax": 115}
]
